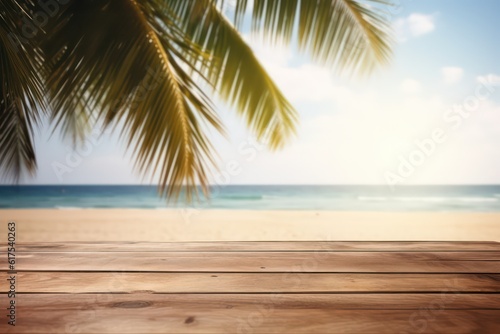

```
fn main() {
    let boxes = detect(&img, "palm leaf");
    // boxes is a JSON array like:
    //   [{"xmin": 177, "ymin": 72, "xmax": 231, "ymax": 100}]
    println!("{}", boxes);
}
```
[
  {"xmin": 0, "ymin": 0, "xmax": 46, "ymax": 181},
  {"xmin": 235, "ymin": 0, "xmax": 394, "ymax": 75},
  {"xmin": 167, "ymin": 0, "xmax": 299, "ymax": 149},
  {"xmin": 42, "ymin": 0, "xmax": 222, "ymax": 200}
]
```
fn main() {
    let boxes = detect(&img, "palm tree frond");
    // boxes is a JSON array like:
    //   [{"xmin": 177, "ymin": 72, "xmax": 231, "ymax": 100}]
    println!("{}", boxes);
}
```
[
  {"xmin": 166, "ymin": 0, "xmax": 299, "ymax": 149},
  {"xmin": 0, "ymin": 1, "xmax": 45, "ymax": 181},
  {"xmin": 0, "ymin": 99, "xmax": 37, "ymax": 182},
  {"xmin": 230, "ymin": 0, "xmax": 393, "ymax": 75},
  {"xmin": 43, "ymin": 0, "xmax": 222, "ymax": 200}
]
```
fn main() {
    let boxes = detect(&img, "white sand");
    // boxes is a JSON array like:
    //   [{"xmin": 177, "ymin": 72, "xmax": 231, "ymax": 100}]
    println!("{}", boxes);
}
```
[{"xmin": 2, "ymin": 209, "xmax": 499, "ymax": 242}]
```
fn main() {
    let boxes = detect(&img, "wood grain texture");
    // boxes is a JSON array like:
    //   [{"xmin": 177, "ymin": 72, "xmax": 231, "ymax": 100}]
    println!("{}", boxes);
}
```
[
  {"xmin": 2, "ymin": 251, "xmax": 499, "ymax": 272},
  {"xmin": 5, "ymin": 293, "xmax": 500, "ymax": 310},
  {"xmin": 4, "ymin": 272, "xmax": 500, "ymax": 293},
  {"xmin": 1, "ymin": 294, "xmax": 499, "ymax": 333},
  {"xmin": 11, "ymin": 241, "xmax": 500, "ymax": 252},
  {"xmin": 1, "ymin": 241, "xmax": 499, "ymax": 333}
]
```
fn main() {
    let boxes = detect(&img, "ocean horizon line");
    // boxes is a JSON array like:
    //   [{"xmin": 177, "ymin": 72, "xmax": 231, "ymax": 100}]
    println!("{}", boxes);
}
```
[
  {"xmin": 2, "ymin": 184, "xmax": 500, "ymax": 187},
  {"xmin": 1, "ymin": 184, "xmax": 500, "ymax": 212}
]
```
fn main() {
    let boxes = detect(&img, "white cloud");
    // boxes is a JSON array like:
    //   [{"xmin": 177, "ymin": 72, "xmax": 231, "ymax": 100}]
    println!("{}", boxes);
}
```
[
  {"xmin": 236, "ymin": 88, "xmax": 450, "ymax": 185},
  {"xmin": 245, "ymin": 37, "xmax": 349, "ymax": 104},
  {"xmin": 237, "ymin": 77, "xmax": 500, "ymax": 185},
  {"xmin": 394, "ymin": 13, "xmax": 436, "ymax": 41},
  {"xmin": 241, "ymin": 34, "xmax": 292, "ymax": 66},
  {"xmin": 400, "ymin": 78, "xmax": 422, "ymax": 94},
  {"xmin": 476, "ymin": 73, "xmax": 500, "ymax": 85},
  {"xmin": 265, "ymin": 64, "xmax": 351, "ymax": 103},
  {"xmin": 441, "ymin": 67, "xmax": 464, "ymax": 84},
  {"xmin": 408, "ymin": 13, "xmax": 436, "ymax": 36}
]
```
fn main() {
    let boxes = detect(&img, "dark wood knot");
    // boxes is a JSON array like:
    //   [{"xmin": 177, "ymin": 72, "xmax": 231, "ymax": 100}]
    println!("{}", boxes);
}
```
[{"xmin": 185, "ymin": 316, "xmax": 195, "ymax": 324}]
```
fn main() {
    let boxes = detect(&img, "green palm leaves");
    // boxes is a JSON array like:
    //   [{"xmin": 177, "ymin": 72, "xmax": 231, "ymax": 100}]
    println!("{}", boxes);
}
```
[
  {"xmin": 0, "ymin": 0, "xmax": 393, "ymax": 200},
  {"xmin": 0, "ymin": 0, "xmax": 45, "ymax": 181}
]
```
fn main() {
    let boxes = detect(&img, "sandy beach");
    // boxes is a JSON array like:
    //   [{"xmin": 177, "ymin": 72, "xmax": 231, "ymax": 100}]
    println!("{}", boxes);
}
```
[{"xmin": 3, "ymin": 209, "xmax": 499, "ymax": 242}]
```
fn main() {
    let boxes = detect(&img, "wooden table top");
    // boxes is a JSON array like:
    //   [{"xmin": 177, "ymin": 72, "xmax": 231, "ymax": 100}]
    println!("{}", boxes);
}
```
[{"xmin": 1, "ymin": 241, "xmax": 500, "ymax": 333}]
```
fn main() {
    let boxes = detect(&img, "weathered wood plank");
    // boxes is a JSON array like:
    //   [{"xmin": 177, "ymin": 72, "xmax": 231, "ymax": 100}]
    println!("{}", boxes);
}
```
[
  {"xmin": 1, "ymin": 294, "xmax": 499, "ymax": 333},
  {"xmin": 2, "ymin": 242, "xmax": 498, "ymax": 333},
  {"xmin": 4, "ymin": 272, "xmax": 500, "ymax": 293},
  {"xmin": 5, "ymin": 293, "xmax": 499, "ymax": 310},
  {"xmin": 11, "ymin": 241, "xmax": 500, "ymax": 252},
  {"xmin": 3, "ymin": 251, "xmax": 499, "ymax": 272}
]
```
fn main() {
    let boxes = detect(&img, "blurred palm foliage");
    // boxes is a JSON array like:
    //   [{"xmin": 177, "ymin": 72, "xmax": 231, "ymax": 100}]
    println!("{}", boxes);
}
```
[{"xmin": 0, "ymin": 0, "xmax": 393, "ymax": 200}]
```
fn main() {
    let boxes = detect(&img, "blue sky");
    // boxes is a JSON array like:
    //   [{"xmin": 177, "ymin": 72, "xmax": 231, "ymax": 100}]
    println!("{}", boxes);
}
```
[{"xmin": 15, "ymin": 0, "xmax": 500, "ymax": 185}]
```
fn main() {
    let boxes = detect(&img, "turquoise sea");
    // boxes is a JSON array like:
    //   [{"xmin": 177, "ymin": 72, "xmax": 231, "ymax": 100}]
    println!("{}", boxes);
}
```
[{"xmin": 1, "ymin": 185, "xmax": 500, "ymax": 211}]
